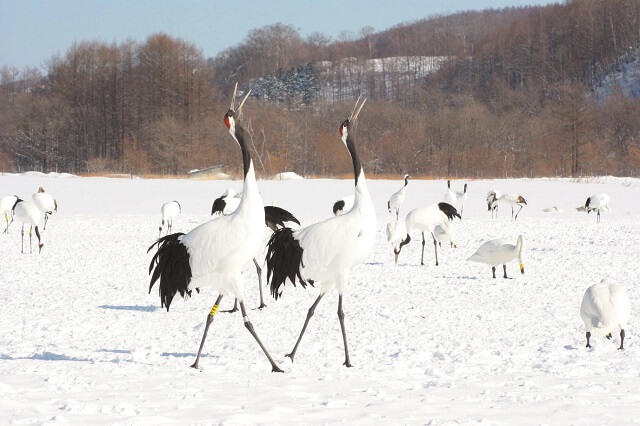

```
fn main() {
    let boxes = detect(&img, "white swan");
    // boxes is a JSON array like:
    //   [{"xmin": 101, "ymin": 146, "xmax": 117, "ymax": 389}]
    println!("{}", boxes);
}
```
[
  {"xmin": 468, "ymin": 235, "xmax": 524, "ymax": 278},
  {"xmin": 580, "ymin": 279, "xmax": 630, "ymax": 350}
]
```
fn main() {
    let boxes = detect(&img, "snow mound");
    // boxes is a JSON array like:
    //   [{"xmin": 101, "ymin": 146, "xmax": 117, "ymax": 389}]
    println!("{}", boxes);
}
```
[
  {"xmin": 272, "ymin": 171, "xmax": 304, "ymax": 180},
  {"xmin": 16, "ymin": 171, "xmax": 77, "ymax": 178}
]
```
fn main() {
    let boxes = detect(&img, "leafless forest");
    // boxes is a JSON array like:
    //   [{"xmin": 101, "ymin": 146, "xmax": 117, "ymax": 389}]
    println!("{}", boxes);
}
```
[{"xmin": 1, "ymin": 0, "xmax": 639, "ymax": 177}]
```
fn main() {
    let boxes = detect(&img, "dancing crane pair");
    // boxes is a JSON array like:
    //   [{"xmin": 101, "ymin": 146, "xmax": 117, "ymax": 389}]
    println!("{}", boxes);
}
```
[{"xmin": 148, "ymin": 87, "xmax": 372, "ymax": 371}]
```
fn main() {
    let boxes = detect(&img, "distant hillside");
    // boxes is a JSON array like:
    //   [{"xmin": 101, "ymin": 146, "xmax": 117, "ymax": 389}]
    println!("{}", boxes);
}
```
[
  {"xmin": 593, "ymin": 47, "xmax": 640, "ymax": 102},
  {"xmin": 250, "ymin": 56, "xmax": 446, "ymax": 105}
]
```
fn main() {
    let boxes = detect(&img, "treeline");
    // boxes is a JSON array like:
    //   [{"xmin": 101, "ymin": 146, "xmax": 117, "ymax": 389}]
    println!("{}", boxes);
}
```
[{"xmin": 1, "ymin": 0, "xmax": 640, "ymax": 177}]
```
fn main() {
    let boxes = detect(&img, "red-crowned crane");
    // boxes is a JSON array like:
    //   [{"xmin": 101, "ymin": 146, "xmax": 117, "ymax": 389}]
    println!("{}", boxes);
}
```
[
  {"xmin": 443, "ymin": 180, "xmax": 467, "ymax": 216},
  {"xmin": 13, "ymin": 199, "xmax": 45, "ymax": 254},
  {"xmin": 392, "ymin": 202, "xmax": 460, "ymax": 266},
  {"xmin": 148, "ymin": 84, "xmax": 282, "ymax": 372},
  {"xmin": 583, "ymin": 194, "xmax": 611, "ymax": 223},
  {"xmin": 387, "ymin": 174, "xmax": 409, "ymax": 219},
  {"xmin": 158, "ymin": 201, "xmax": 181, "ymax": 236},
  {"xmin": 32, "ymin": 187, "xmax": 58, "ymax": 230},
  {"xmin": 265, "ymin": 97, "xmax": 376, "ymax": 368},
  {"xmin": 498, "ymin": 193, "xmax": 527, "ymax": 220}
]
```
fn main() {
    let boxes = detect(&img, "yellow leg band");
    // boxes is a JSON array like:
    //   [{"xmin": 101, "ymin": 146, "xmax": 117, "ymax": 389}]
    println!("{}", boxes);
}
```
[{"xmin": 209, "ymin": 304, "xmax": 219, "ymax": 316}]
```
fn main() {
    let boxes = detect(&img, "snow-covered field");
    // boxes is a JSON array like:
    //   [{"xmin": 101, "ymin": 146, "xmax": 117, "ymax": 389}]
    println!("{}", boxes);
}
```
[{"xmin": 1, "ymin": 173, "xmax": 639, "ymax": 425}]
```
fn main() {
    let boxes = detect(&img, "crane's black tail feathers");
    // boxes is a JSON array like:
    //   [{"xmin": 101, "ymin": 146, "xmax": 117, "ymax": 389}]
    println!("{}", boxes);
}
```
[
  {"xmin": 438, "ymin": 202, "xmax": 461, "ymax": 221},
  {"xmin": 211, "ymin": 196, "xmax": 226, "ymax": 215},
  {"xmin": 148, "ymin": 233, "xmax": 192, "ymax": 311},
  {"xmin": 332, "ymin": 199, "xmax": 345, "ymax": 215},
  {"xmin": 264, "ymin": 205, "xmax": 300, "ymax": 230},
  {"xmin": 266, "ymin": 227, "xmax": 308, "ymax": 300}
]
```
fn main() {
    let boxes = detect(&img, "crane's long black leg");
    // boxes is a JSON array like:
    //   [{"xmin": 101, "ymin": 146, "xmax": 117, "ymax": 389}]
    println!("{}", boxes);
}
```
[
  {"xmin": 44, "ymin": 213, "xmax": 48, "ymax": 230},
  {"xmin": 222, "ymin": 298, "xmax": 238, "ymax": 313},
  {"xmin": 191, "ymin": 294, "xmax": 223, "ymax": 370},
  {"xmin": 420, "ymin": 232, "xmax": 426, "ymax": 265},
  {"xmin": 503, "ymin": 264, "xmax": 508, "ymax": 279},
  {"xmin": 432, "ymin": 233, "xmax": 439, "ymax": 266},
  {"xmin": 254, "ymin": 258, "xmax": 266, "ymax": 309},
  {"xmin": 239, "ymin": 301, "xmax": 283, "ymax": 372},
  {"xmin": 511, "ymin": 206, "xmax": 514, "ymax": 220},
  {"xmin": 586, "ymin": 331, "xmax": 592, "ymax": 348},
  {"xmin": 337, "ymin": 294, "xmax": 352, "ymax": 367},
  {"xmin": 515, "ymin": 205, "xmax": 524, "ymax": 221},
  {"xmin": 492, "ymin": 266, "xmax": 496, "ymax": 279},
  {"xmin": 619, "ymin": 329, "xmax": 625, "ymax": 350},
  {"xmin": 21, "ymin": 226, "xmax": 24, "ymax": 253},
  {"xmin": 286, "ymin": 294, "xmax": 323, "ymax": 362},
  {"xmin": 29, "ymin": 226, "xmax": 33, "ymax": 254}
]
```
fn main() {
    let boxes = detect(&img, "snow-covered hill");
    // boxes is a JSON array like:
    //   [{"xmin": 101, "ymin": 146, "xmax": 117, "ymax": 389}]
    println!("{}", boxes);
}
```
[
  {"xmin": 251, "ymin": 56, "xmax": 446, "ymax": 106},
  {"xmin": 1, "ymin": 174, "xmax": 639, "ymax": 424},
  {"xmin": 593, "ymin": 46, "xmax": 640, "ymax": 102}
]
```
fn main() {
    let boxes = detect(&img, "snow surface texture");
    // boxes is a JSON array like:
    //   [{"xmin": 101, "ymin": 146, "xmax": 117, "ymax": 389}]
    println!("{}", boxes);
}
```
[{"xmin": 0, "ymin": 174, "xmax": 639, "ymax": 425}]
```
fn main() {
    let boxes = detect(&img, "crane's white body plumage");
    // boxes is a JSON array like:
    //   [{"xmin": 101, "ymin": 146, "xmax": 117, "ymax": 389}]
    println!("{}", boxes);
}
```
[
  {"xmin": 405, "ymin": 203, "xmax": 453, "ymax": 236},
  {"xmin": 32, "ymin": 187, "xmax": 57, "ymax": 229},
  {"xmin": 580, "ymin": 280, "xmax": 630, "ymax": 337},
  {"xmin": 161, "ymin": 201, "xmax": 181, "ymax": 222},
  {"xmin": 387, "ymin": 175, "xmax": 409, "ymax": 218},
  {"xmin": 297, "ymin": 176, "xmax": 375, "ymax": 293},
  {"xmin": 14, "ymin": 200, "xmax": 42, "ymax": 228},
  {"xmin": 32, "ymin": 191, "xmax": 56, "ymax": 214},
  {"xmin": 182, "ymin": 167, "xmax": 264, "ymax": 297}
]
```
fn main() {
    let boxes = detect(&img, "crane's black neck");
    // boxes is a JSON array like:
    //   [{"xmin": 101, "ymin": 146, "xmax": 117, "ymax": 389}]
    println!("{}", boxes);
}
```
[
  {"xmin": 234, "ymin": 124, "xmax": 252, "ymax": 178},
  {"xmin": 345, "ymin": 134, "xmax": 362, "ymax": 186},
  {"xmin": 404, "ymin": 176, "xmax": 409, "ymax": 186}
]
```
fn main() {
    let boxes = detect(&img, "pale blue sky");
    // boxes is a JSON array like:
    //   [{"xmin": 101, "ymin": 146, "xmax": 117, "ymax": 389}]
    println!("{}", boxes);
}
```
[{"xmin": 1, "ymin": 0, "xmax": 556, "ymax": 70}]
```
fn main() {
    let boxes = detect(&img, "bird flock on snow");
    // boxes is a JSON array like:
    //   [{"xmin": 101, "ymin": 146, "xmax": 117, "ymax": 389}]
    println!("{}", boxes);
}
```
[{"xmin": 2, "ymin": 83, "xmax": 630, "ymax": 371}]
